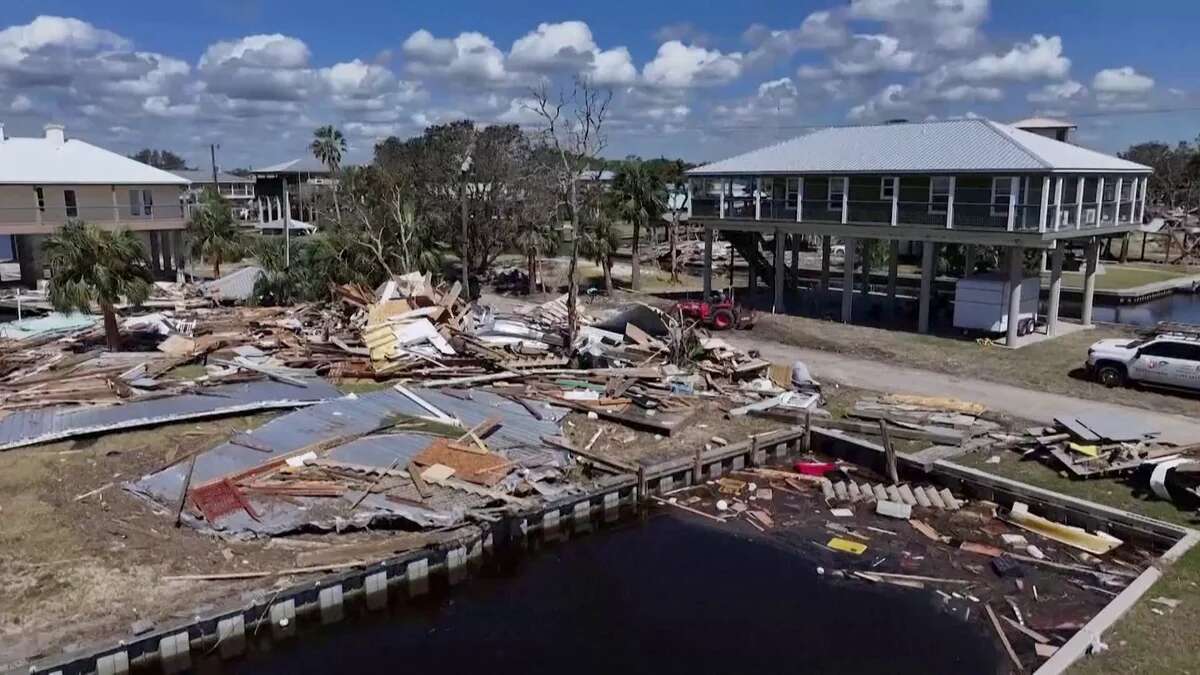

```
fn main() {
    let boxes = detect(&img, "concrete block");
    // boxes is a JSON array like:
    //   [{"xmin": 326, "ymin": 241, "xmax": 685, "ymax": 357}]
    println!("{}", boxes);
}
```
[
  {"xmin": 913, "ymin": 486, "xmax": 932, "ymax": 508},
  {"xmin": 832, "ymin": 481, "xmax": 848, "ymax": 501},
  {"xmin": 858, "ymin": 482, "xmax": 876, "ymax": 502},
  {"xmin": 873, "ymin": 484, "xmax": 890, "ymax": 502},
  {"xmin": 542, "ymin": 509, "xmax": 561, "ymax": 540},
  {"xmin": 364, "ymin": 571, "xmax": 388, "ymax": 611},
  {"xmin": 318, "ymin": 585, "xmax": 344, "ymax": 625},
  {"xmin": 847, "ymin": 482, "xmax": 862, "ymax": 502},
  {"xmin": 96, "ymin": 651, "xmax": 130, "ymax": 675},
  {"xmin": 708, "ymin": 462, "xmax": 723, "ymax": 479},
  {"xmin": 821, "ymin": 480, "xmax": 836, "ymax": 501},
  {"xmin": 269, "ymin": 600, "xmax": 296, "ymax": 639},
  {"xmin": 752, "ymin": 448, "xmax": 767, "ymax": 465},
  {"xmin": 407, "ymin": 558, "xmax": 430, "ymax": 597},
  {"xmin": 658, "ymin": 475, "xmax": 674, "ymax": 494},
  {"xmin": 939, "ymin": 488, "xmax": 962, "ymax": 510},
  {"xmin": 573, "ymin": 501, "xmax": 592, "ymax": 533},
  {"xmin": 731, "ymin": 455, "xmax": 745, "ymax": 470},
  {"xmin": 897, "ymin": 484, "xmax": 917, "ymax": 506},
  {"xmin": 158, "ymin": 631, "xmax": 191, "ymax": 674},
  {"xmin": 925, "ymin": 487, "xmax": 947, "ymax": 509},
  {"xmin": 603, "ymin": 491, "xmax": 620, "ymax": 523},
  {"xmin": 876, "ymin": 500, "xmax": 913, "ymax": 519},
  {"xmin": 446, "ymin": 547, "xmax": 467, "ymax": 586},
  {"xmin": 216, "ymin": 615, "xmax": 246, "ymax": 659},
  {"xmin": 468, "ymin": 539, "xmax": 483, "ymax": 562},
  {"xmin": 885, "ymin": 485, "xmax": 902, "ymax": 502}
]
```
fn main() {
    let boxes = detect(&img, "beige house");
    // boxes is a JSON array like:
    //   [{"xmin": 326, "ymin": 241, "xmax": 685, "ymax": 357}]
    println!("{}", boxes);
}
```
[{"xmin": 0, "ymin": 123, "xmax": 189, "ymax": 285}]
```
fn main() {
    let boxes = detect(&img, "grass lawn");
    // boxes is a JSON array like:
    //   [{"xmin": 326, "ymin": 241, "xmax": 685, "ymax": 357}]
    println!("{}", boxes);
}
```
[
  {"xmin": 954, "ymin": 452, "xmax": 1200, "ymax": 674},
  {"xmin": 750, "ymin": 313, "xmax": 1200, "ymax": 418},
  {"xmin": 1061, "ymin": 264, "xmax": 1196, "ymax": 291}
]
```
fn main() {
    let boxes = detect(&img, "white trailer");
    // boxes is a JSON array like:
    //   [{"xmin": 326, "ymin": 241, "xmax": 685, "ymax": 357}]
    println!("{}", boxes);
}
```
[{"xmin": 953, "ymin": 273, "xmax": 1040, "ymax": 334}]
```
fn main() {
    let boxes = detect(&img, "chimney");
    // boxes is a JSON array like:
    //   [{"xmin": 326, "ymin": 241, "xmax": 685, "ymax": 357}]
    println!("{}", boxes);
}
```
[
  {"xmin": 0, "ymin": 122, "xmax": 5, "ymax": 141},
  {"xmin": 44, "ymin": 123, "xmax": 65, "ymax": 145}
]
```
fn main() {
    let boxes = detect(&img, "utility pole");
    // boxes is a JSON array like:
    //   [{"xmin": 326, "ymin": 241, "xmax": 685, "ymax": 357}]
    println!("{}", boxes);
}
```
[
  {"xmin": 283, "ymin": 180, "xmax": 291, "ymax": 269},
  {"xmin": 209, "ymin": 144, "xmax": 220, "ymax": 192},
  {"xmin": 459, "ymin": 132, "xmax": 476, "ymax": 300}
]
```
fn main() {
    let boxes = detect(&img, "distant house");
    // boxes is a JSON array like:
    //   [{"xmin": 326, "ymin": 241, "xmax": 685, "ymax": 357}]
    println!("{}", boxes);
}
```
[
  {"xmin": 172, "ymin": 169, "xmax": 256, "ymax": 218},
  {"xmin": 686, "ymin": 117, "xmax": 1150, "ymax": 345},
  {"xmin": 0, "ymin": 123, "xmax": 189, "ymax": 285},
  {"xmin": 250, "ymin": 157, "xmax": 334, "ymax": 223},
  {"xmin": 1011, "ymin": 117, "xmax": 1078, "ymax": 143}
]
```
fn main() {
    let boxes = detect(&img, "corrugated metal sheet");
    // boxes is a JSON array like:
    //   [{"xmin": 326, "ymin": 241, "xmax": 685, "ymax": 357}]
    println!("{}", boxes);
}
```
[
  {"xmin": 688, "ymin": 119, "xmax": 1150, "ymax": 175},
  {"xmin": 127, "ymin": 387, "xmax": 570, "ymax": 537},
  {"xmin": 0, "ymin": 379, "xmax": 339, "ymax": 451},
  {"xmin": 0, "ymin": 312, "xmax": 96, "ymax": 340},
  {"xmin": 203, "ymin": 265, "xmax": 263, "ymax": 302}
]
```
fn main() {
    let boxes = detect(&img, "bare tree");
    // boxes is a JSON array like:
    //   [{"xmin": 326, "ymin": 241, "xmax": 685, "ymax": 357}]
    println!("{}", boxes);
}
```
[{"xmin": 527, "ymin": 77, "xmax": 612, "ymax": 344}]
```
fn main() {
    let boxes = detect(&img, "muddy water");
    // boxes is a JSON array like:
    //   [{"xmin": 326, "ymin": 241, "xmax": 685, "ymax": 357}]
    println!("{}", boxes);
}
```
[{"xmin": 217, "ymin": 514, "xmax": 1002, "ymax": 674}]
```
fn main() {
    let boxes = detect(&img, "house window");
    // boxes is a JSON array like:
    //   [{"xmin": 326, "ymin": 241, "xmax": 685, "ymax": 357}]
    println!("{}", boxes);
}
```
[
  {"xmin": 880, "ymin": 177, "xmax": 896, "ymax": 201},
  {"xmin": 64, "ymin": 190, "xmax": 77, "ymax": 218},
  {"xmin": 34, "ymin": 187, "xmax": 44, "ymax": 212},
  {"xmin": 929, "ymin": 177, "xmax": 951, "ymax": 214},
  {"xmin": 129, "ymin": 189, "xmax": 154, "ymax": 216},
  {"xmin": 990, "ymin": 177, "xmax": 1012, "ymax": 217},
  {"xmin": 1119, "ymin": 180, "xmax": 1132, "ymax": 201},
  {"xmin": 785, "ymin": 178, "xmax": 800, "ymax": 210},
  {"xmin": 828, "ymin": 177, "xmax": 847, "ymax": 211},
  {"xmin": 1102, "ymin": 181, "xmax": 1115, "ymax": 202}
]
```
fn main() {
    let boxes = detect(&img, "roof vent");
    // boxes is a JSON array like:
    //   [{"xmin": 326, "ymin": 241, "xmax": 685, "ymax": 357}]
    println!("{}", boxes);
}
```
[
  {"xmin": 44, "ymin": 124, "xmax": 65, "ymax": 145},
  {"xmin": 885, "ymin": 118, "xmax": 909, "ymax": 124},
  {"xmin": 0, "ymin": 122, "xmax": 5, "ymax": 141}
]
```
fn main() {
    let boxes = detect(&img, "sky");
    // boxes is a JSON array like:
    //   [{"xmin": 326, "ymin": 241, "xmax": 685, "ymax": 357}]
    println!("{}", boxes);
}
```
[{"xmin": 0, "ymin": 0, "xmax": 1197, "ymax": 170}]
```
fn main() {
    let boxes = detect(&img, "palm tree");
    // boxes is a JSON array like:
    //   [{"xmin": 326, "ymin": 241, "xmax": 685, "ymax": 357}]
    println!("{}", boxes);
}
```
[
  {"xmin": 612, "ymin": 162, "xmax": 665, "ymax": 291},
  {"xmin": 187, "ymin": 189, "xmax": 245, "ymax": 277},
  {"xmin": 311, "ymin": 125, "xmax": 346, "ymax": 220},
  {"xmin": 579, "ymin": 208, "xmax": 622, "ymax": 293},
  {"xmin": 43, "ymin": 221, "xmax": 153, "ymax": 349}
]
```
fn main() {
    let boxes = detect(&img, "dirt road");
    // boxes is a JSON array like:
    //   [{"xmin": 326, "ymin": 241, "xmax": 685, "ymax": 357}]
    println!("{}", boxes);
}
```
[{"xmin": 727, "ymin": 334, "xmax": 1200, "ymax": 445}]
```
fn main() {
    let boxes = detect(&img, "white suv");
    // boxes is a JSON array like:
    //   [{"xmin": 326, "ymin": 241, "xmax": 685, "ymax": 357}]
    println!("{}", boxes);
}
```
[{"xmin": 1087, "ymin": 334, "xmax": 1200, "ymax": 391}]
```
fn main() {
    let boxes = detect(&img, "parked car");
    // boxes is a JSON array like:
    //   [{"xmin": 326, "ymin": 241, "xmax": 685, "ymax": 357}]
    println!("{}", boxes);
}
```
[{"xmin": 1087, "ymin": 330, "xmax": 1200, "ymax": 391}]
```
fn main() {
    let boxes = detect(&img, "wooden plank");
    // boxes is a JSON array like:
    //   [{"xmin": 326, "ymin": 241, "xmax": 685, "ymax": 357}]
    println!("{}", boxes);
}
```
[{"xmin": 986, "ymin": 604, "xmax": 1025, "ymax": 672}]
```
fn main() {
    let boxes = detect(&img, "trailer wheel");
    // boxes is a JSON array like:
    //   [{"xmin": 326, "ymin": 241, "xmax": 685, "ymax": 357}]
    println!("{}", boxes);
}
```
[{"xmin": 712, "ymin": 308, "xmax": 735, "ymax": 330}]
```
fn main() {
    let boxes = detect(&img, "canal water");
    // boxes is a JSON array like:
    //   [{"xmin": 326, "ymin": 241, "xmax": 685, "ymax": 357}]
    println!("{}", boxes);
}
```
[
  {"xmin": 216, "ymin": 514, "xmax": 1001, "ymax": 674},
  {"xmin": 1081, "ymin": 293, "xmax": 1200, "ymax": 327}
]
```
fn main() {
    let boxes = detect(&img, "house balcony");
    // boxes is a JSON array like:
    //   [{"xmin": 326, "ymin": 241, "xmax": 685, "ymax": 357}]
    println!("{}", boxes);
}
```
[
  {"xmin": 688, "ymin": 173, "xmax": 1147, "ymax": 241},
  {"xmin": 0, "ymin": 203, "xmax": 188, "ymax": 236}
]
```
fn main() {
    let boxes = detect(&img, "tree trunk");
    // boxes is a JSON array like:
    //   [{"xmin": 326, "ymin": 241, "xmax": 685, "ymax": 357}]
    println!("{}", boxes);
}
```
[
  {"xmin": 631, "ymin": 218, "xmax": 642, "ymax": 291},
  {"xmin": 1119, "ymin": 234, "xmax": 1130, "ymax": 263},
  {"xmin": 213, "ymin": 255, "xmax": 221, "ymax": 278},
  {"xmin": 604, "ymin": 257, "xmax": 613, "ymax": 293},
  {"xmin": 566, "ymin": 179, "xmax": 579, "ymax": 347},
  {"xmin": 526, "ymin": 250, "xmax": 537, "ymax": 295},
  {"xmin": 102, "ymin": 304, "xmax": 121, "ymax": 350},
  {"xmin": 669, "ymin": 212, "xmax": 679, "ymax": 283}
]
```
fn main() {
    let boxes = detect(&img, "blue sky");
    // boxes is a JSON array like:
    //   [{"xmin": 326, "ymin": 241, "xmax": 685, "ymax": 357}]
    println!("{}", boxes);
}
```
[{"xmin": 0, "ymin": 0, "xmax": 1196, "ymax": 169}]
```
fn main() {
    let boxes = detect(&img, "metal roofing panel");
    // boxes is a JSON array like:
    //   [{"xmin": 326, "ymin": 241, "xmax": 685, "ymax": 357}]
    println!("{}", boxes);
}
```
[
  {"xmin": 688, "ymin": 118, "xmax": 1149, "ymax": 175},
  {"xmin": 202, "ymin": 265, "xmax": 263, "ymax": 302},
  {"xmin": 0, "ymin": 379, "xmax": 339, "ymax": 451},
  {"xmin": 0, "ymin": 137, "xmax": 190, "ymax": 185}
]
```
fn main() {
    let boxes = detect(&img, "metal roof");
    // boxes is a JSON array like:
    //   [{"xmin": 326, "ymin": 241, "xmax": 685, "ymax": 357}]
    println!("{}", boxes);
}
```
[
  {"xmin": 202, "ymin": 265, "xmax": 263, "ymax": 302},
  {"xmin": 1011, "ymin": 117, "xmax": 1077, "ymax": 130},
  {"xmin": 687, "ymin": 119, "xmax": 1150, "ymax": 176},
  {"xmin": 251, "ymin": 157, "xmax": 332, "ymax": 174},
  {"xmin": 171, "ymin": 169, "xmax": 254, "ymax": 184},
  {"xmin": 0, "ymin": 131, "xmax": 190, "ymax": 185},
  {"xmin": 0, "ymin": 378, "xmax": 339, "ymax": 451}
]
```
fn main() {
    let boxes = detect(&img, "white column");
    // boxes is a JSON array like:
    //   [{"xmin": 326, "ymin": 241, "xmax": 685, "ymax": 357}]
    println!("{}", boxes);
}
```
[
  {"xmin": 1082, "ymin": 238, "xmax": 1099, "ymax": 326},
  {"xmin": 1095, "ymin": 177, "xmax": 1105, "ymax": 227},
  {"xmin": 686, "ymin": 181, "xmax": 693, "ymax": 219},
  {"xmin": 718, "ymin": 179, "xmax": 726, "ymax": 219},
  {"xmin": 755, "ymin": 178, "xmax": 762, "ymax": 220},
  {"xmin": 1075, "ymin": 176, "xmax": 1085, "ymax": 230},
  {"xmin": 946, "ymin": 176, "xmax": 956, "ymax": 229},
  {"xmin": 796, "ymin": 177, "xmax": 804, "ymax": 223},
  {"xmin": 702, "ymin": 225, "xmax": 713, "ymax": 297},
  {"xmin": 1006, "ymin": 246, "xmax": 1024, "ymax": 346},
  {"xmin": 841, "ymin": 237, "xmax": 856, "ymax": 322},
  {"xmin": 1020, "ymin": 177, "xmax": 1030, "ymax": 229},
  {"xmin": 773, "ymin": 228, "xmax": 785, "ymax": 313},
  {"xmin": 1138, "ymin": 175, "xmax": 1148, "ymax": 223},
  {"xmin": 840, "ymin": 178, "xmax": 849, "ymax": 225},
  {"xmin": 1052, "ymin": 176, "xmax": 1064, "ymax": 231},
  {"xmin": 1038, "ymin": 175, "xmax": 1051, "ymax": 233},
  {"xmin": 111, "ymin": 186, "xmax": 119, "ymax": 224},
  {"xmin": 1007, "ymin": 176, "xmax": 1018, "ymax": 231},
  {"xmin": 918, "ymin": 241, "xmax": 935, "ymax": 334},
  {"xmin": 891, "ymin": 176, "xmax": 899, "ymax": 226},
  {"xmin": 1048, "ymin": 243, "xmax": 1065, "ymax": 336},
  {"xmin": 1114, "ymin": 177, "xmax": 1124, "ymax": 223}
]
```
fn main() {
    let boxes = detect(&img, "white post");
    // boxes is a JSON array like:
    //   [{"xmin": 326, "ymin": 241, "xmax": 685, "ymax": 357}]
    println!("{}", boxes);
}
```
[
  {"xmin": 773, "ymin": 227, "xmax": 784, "ymax": 312},
  {"xmin": 1048, "ymin": 243, "xmax": 1064, "ymax": 336},
  {"xmin": 1138, "ymin": 175, "xmax": 1148, "ymax": 223},
  {"xmin": 1082, "ymin": 238, "xmax": 1099, "ymax": 326},
  {"xmin": 945, "ymin": 176, "xmax": 956, "ymax": 229},
  {"xmin": 840, "ymin": 177, "xmax": 848, "ymax": 224},
  {"xmin": 1039, "ymin": 176, "xmax": 1051, "ymax": 233},
  {"xmin": 1007, "ymin": 176, "xmax": 1018, "ymax": 231},
  {"xmin": 1053, "ymin": 176, "xmax": 1064, "ymax": 231},
  {"xmin": 686, "ymin": 181, "xmax": 693, "ymax": 219},
  {"xmin": 1075, "ymin": 176, "xmax": 1085, "ymax": 230},
  {"xmin": 702, "ymin": 225, "xmax": 713, "ymax": 297},
  {"xmin": 796, "ymin": 177, "xmax": 804, "ymax": 223},
  {"xmin": 1095, "ymin": 176, "xmax": 1105, "ymax": 226},
  {"xmin": 1020, "ymin": 177, "xmax": 1030, "ymax": 229},
  {"xmin": 755, "ymin": 178, "xmax": 762, "ymax": 221},
  {"xmin": 1114, "ymin": 177, "xmax": 1124, "ymax": 223},
  {"xmin": 718, "ymin": 179, "xmax": 726, "ymax": 220},
  {"xmin": 918, "ymin": 241, "xmax": 935, "ymax": 333},
  {"xmin": 1006, "ymin": 246, "xmax": 1024, "ymax": 346},
  {"xmin": 891, "ymin": 176, "xmax": 899, "ymax": 226}
]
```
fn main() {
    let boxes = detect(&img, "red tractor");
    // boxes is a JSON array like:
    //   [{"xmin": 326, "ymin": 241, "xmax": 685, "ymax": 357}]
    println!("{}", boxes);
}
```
[{"xmin": 673, "ymin": 292, "xmax": 755, "ymax": 330}]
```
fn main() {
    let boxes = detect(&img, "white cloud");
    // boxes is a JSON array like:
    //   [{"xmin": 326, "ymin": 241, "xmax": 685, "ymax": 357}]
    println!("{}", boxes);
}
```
[
  {"xmin": 1027, "ymin": 79, "xmax": 1086, "ymax": 103},
  {"xmin": 142, "ymin": 95, "xmax": 198, "ymax": 118},
  {"xmin": 402, "ymin": 29, "xmax": 513, "ymax": 85},
  {"xmin": 743, "ymin": 12, "xmax": 848, "ymax": 68},
  {"xmin": 199, "ymin": 34, "xmax": 310, "ymax": 69},
  {"xmin": 197, "ymin": 34, "xmax": 320, "ymax": 103},
  {"xmin": 0, "ymin": 15, "xmax": 128, "ymax": 70},
  {"xmin": 932, "ymin": 84, "xmax": 1001, "ymax": 102},
  {"xmin": 832, "ymin": 34, "xmax": 916, "ymax": 76},
  {"xmin": 591, "ymin": 47, "xmax": 637, "ymax": 85},
  {"xmin": 848, "ymin": 83, "xmax": 912, "ymax": 120},
  {"xmin": 321, "ymin": 59, "xmax": 395, "ymax": 96},
  {"xmin": 1092, "ymin": 66, "xmax": 1154, "ymax": 94},
  {"xmin": 507, "ymin": 21, "xmax": 636, "ymax": 85},
  {"xmin": 642, "ymin": 41, "xmax": 742, "ymax": 88},
  {"xmin": 849, "ymin": 0, "xmax": 989, "ymax": 51},
  {"xmin": 9, "ymin": 93, "xmax": 32, "ymax": 112},
  {"xmin": 956, "ymin": 34, "xmax": 1069, "ymax": 82}
]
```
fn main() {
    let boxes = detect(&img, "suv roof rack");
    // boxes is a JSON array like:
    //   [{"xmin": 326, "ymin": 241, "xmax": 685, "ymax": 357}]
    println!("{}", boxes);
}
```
[{"xmin": 1144, "ymin": 321, "xmax": 1200, "ymax": 341}]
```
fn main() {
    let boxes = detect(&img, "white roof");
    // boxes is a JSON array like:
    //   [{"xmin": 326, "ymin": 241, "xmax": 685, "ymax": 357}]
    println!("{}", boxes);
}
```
[
  {"xmin": 0, "ymin": 133, "xmax": 189, "ymax": 185},
  {"xmin": 1011, "ymin": 117, "xmax": 1077, "ymax": 130},
  {"xmin": 252, "ymin": 157, "xmax": 330, "ymax": 174},
  {"xmin": 688, "ymin": 119, "xmax": 1149, "ymax": 176},
  {"xmin": 172, "ymin": 169, "xmax": 254, "ymax": 184},
  {"xmin": 255, "ymin": 218, "xmax": 315, "ymax": 231}
]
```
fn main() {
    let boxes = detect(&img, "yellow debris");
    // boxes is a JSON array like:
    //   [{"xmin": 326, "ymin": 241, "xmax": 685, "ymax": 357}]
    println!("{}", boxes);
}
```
[{"xmin": 827, "ymin": 537, "xmax": 868, "ymax": 555}]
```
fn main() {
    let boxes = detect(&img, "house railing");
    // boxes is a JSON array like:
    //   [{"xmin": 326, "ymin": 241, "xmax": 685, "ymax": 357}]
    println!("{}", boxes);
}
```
[{"xmin": 0, "ymin": 203, "xmax": 186, "ymax": 227}]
